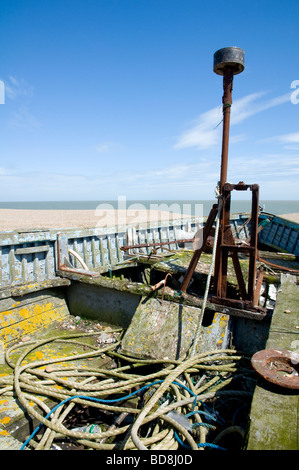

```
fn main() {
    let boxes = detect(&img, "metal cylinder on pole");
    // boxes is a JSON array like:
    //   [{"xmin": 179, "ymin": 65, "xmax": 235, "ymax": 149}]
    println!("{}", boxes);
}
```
[{"xmin": 213, "ymin": 47, "xmax": 245, "ymax": 191}]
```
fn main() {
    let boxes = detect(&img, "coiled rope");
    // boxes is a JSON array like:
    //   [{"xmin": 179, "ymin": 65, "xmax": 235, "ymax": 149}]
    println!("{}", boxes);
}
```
[{"xmin": 0, "ymin": 331, "xmax": 252, "ymax": 450}]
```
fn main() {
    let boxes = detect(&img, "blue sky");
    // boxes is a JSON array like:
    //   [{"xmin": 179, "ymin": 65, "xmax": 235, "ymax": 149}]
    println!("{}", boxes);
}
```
[{"xmin": 0, "ymin": 0, "xmax": 298, "ymax": 202}]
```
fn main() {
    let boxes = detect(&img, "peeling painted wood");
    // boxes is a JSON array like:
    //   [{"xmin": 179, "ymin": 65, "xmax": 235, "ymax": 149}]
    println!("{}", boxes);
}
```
[
  {"xmin": 0, "ymin": 289, "xmax": 70, "ymax": 346},
  {"xmin": 15, "ymin": 245, "xmax": 50, "ymax": 255},
  {"xmin": 0, "ymin": 278, "xmax": 71, "ymax": 300}
]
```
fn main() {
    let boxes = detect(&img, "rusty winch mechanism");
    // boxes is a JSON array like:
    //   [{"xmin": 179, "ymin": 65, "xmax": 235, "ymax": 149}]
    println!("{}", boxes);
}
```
[{"xmin": 122, "ymin": 47, "xmax": 265, "ymax": 318}]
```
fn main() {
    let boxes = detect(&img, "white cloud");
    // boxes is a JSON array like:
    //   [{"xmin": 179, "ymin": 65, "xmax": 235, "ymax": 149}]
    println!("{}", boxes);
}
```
[
  {"xmin": 229, "ymin": 92, "xmax": 266, "ymax": 125},
  {"xmin": 1, "ymin": 76, "xmax": 40, "ymax": 128},
  {"xmin": 95, "ymin": 143, "xmax": 111, "ymax": 153},
  {"xmin": 229, "ymin": 134, "xmax": 247, "ymax": 144},
  {"xmin": 174, "ymin": 91, "xmax": 291, "ymax": 151},
  {"xmin": 95, "ymin": 142, "xmax": 123, "ymax": 153},
  {"xmin": 262, "ymin": 130, "xmax": 299, "ymax": 150},
  {"xmin": 8, "ymin": 107, "xmax": 41, "ymax": 128},
  {"xmin": 4, "ymin": 76, "xmax": 34, "ymax": 101},
  {"xmin": 0, "ymin": 160, "xmax": 219, "ymax": 200},
  {"xmin": 1, "ymin": 150, "xmax": 298, "ymax": 200},
  {"xmin": 173, "ymin": 106, "xmax": 222, "ymax": 150},
  {"xmin": 231, "ymin": 92, "xmax": 290, "ymax": 125},
  {"xmin": 277, "ymin": 131, "xmax": 299, "ymax": 144},
  {"xmin": 228, "ymin": 154, "xmax": 299, "ymax": 182}
]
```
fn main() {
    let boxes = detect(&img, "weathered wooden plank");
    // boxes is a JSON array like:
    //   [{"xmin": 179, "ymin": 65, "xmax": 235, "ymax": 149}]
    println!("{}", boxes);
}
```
[
  {"xmin": 0, "ymin": 293, "xmax": 66, "ymax": 324},
  {"xmin": 0, "ymin": 279, "xmax": 71, "ymax": 300},
  {"xmin": 0, "ymin": 306, "xmax": 68, "ymax": 345},
  {"xmin": 99, "ymin": 237, "xmax": 106, "ymax": 266},
  {"xmin": 15, "ymin": 245, "xmax": 50, "ymax": 255},
  {"xmin": 9, "ymin": 248, "xmax": 15, "ymax": 283},
  {"xmin": 91, "ymin": 237, "xmax": 96, "ymax": 268},
  {"xmin": 0, "ymin": 290, "xmax": 70, "ymax": 345}
]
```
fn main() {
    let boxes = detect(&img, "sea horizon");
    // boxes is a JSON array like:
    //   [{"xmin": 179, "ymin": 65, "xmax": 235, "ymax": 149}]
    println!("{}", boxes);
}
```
[{"xmin": 0, "ymin": 199, "xmax": 299, "ymax": 217}]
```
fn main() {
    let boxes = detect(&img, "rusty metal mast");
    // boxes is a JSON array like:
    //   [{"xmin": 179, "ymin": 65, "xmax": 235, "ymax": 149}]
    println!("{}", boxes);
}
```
[
  {"xmin": 181, "ymin": 47, "xmax": 263, "ymax": 312},
  {"xmin": 214, "ymin": 47, "xmax": 245, "ymax": 191}
]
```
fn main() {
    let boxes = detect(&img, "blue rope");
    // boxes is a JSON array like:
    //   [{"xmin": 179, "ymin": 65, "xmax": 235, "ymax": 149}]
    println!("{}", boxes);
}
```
[
  {"xmin": 174, "ymin": 433, "xmax": 226, "ymax": 450},
  {"xmin": 197, "ymin": 442, "xmax": 227, "ymax": 450},
  {"xmin": 174, "ymin": 290, "xmax": 182, "ymax": 297},
  {"xmin": 20, "ymin": 379, "xmax": 198, "ymax": 450}
]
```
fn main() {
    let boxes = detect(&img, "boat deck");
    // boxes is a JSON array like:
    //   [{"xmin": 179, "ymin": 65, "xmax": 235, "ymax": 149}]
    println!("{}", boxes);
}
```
[
  {"xmin": 247, "ymin": 274, "xmax": 299, "ymax": 450},
  {"xmin": 0, "ymin": 272, "xmax": 298, "ymax": 450},
  {"xmin": 0, "ymin": 215, "xmax": 298, "ymax": 450}
]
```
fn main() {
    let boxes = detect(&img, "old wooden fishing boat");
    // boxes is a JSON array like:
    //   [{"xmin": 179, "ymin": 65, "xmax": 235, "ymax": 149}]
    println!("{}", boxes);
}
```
[
  {"xmin": 0, "ymin": 208, "xmax": 298, "ymax": 451},
  {"xmin": 0, "ymin": 46, "xmax": 298, "ymax": 451}
]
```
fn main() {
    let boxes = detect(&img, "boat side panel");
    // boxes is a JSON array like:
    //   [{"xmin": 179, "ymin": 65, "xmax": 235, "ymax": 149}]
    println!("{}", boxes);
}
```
[
  {"xmin": 0, "ymin": 221, "xmax": 199, "ymax": 290},
  {"xmin": 259, "ymin": 214, "xmax": 299, "ymax": 255},
  {"xmin": 66, "ymin": 281, "xmax": 141, "ymax": 329}
]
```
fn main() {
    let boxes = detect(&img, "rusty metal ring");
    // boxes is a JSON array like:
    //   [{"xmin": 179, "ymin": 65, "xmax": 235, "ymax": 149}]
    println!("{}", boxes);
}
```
[{"xmin": 251, "ymin": 349, "xmax": 299, "ymax": 390}]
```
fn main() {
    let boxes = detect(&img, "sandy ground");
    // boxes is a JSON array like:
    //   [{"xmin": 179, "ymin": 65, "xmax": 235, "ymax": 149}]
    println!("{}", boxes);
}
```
[
  {"xmin": 0, "ymin": 209, "xmax": 191, "ymax": 231},
  {"xmin": 278, "ymin": 213, "xmax": 299, "ymax": 223},
  {"xmin": 0, "ymin": 209, "xmax": 298, "ymax": 231}
]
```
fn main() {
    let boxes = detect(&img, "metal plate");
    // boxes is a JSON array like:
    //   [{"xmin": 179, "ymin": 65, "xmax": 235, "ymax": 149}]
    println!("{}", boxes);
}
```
[{"xmin": 251, "ymin": 349, "xmax": 299, "ymax": 390}]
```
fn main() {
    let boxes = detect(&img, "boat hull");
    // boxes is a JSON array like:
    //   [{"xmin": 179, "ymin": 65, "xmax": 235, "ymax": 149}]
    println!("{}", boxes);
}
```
[{"xmin": 259, "ymin": 212, "xmax": 299, "ymax": 255}]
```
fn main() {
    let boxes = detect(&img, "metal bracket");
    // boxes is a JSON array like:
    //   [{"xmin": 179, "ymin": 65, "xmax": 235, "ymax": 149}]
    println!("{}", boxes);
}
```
[
  {"xmin": 214, "ymin": 182, "xmax": 260, "ymax": 308},
  {"xmin": 181, "ymin": 183, "xmax": 265, "ymax": 314},
  {"xmin": 55, "ymin": 233, "xmax": 99, "ymax": 277}
]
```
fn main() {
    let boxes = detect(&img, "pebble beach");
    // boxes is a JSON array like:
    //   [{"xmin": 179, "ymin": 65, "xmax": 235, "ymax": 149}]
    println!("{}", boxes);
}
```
[
  {"xmin": 0, "ymin": 209, "xmax": 298, "ymax": 232},
  {"xmin": 0, "ymin": 208, "xmax": 191, "ymax": 231}
]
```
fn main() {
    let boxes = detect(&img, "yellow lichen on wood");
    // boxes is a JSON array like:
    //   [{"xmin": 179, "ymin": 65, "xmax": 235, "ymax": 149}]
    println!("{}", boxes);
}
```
[{"xmin": 0, "ymin": 292, "xmax": 70, "ymax": 346}]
